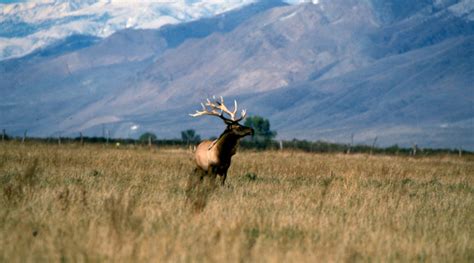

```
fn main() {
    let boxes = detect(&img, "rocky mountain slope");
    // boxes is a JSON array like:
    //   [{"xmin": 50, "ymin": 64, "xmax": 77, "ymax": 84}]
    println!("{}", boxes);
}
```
[{"xmin": 1, "ymin": 0, "xmax": 473, "ymax": 149}]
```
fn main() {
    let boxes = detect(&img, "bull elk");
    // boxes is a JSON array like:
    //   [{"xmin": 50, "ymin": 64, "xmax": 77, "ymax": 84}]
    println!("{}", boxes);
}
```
[{"xmin": 189, "ymin": 97, "xmax": 254, "ymax": 186}]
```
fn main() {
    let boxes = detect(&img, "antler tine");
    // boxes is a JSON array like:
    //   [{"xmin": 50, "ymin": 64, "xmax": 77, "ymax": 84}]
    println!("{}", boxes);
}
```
[
  {"xmin": 231, "ymin": 99, "xmax": 247, "ymax": 122},
  {"xmin": 233, "ymin": 100, "xmax": 239, "ymax": 116},
  {"xmin": 189, "ymin": 100, "xmax": 220, "ymax": 117},
  {"xmin": 234, "ymin": 108, "xmax": 247, "ymax": 123},
  {"xmin": 211, "ymin": 96, "xmax": 236, "ymax": 121},
  {"xmin": 190, "ymin": 97, "xmax": 247, "ymax": 123}
]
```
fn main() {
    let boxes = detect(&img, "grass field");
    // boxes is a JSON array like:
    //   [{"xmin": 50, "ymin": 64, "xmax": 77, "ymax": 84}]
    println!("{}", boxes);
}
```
[{"xmin": 0, "ymin": 142, "xmax": 473, "ymax": 262}]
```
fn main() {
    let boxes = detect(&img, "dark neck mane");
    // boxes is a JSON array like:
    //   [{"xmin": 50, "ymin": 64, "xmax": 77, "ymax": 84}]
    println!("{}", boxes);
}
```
[{"xmin": 214, "ymin": 130, "xmax": 239, "ymax": 161}]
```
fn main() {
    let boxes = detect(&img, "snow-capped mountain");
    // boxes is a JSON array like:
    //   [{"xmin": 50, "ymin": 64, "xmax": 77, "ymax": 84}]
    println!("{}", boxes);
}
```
[
  {"xmin": 0, "ymin": 0, "xmax": 323, "ymax": 60},
  {"xmin": 1, "ymin": 0, "xmax": 473, "ymax": 149},
  {"xmin": 0, "ymin": 0, "xmax": 260, "ymax": 60}
]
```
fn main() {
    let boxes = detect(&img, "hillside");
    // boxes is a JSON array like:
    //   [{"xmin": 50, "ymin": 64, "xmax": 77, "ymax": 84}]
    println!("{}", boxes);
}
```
[{"xmin": 1, "ymin": 0, "xmax": 473, "ymax": 149}]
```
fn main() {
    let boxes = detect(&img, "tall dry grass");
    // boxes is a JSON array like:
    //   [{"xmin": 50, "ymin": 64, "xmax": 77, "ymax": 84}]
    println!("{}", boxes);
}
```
[{"xmin": 0, "ymin": 142, "xmax": 473, "ymax": 262}]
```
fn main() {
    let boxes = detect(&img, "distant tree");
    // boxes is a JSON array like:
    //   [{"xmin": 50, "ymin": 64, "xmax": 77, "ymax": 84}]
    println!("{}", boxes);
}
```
[
  {"xmin": 1, "ymin": 129, "xmax": 9, "ymax": 141},
  {"xmin": 139, "ymin": 132, "xmax": 157, "ymax": 143},
  {"xmin": 181, "ymin": 129, "xmax": 201, "ymax": 144},
  {"xmin": 243, "ymin": 116, "xmax": 277, "ymax": 149},
  {"xmin": 244, "ymin": 115, "xmax": 277, "ymax": 142}
]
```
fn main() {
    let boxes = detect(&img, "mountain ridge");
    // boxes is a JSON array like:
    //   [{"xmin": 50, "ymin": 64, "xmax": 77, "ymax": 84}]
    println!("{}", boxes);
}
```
[
  {"xmin": 0, "ymin": 0, "xmax": 262, "ymax": 60},
  {"xmin": 1, "ymin": 0, "xmax": 473, "ymax": 149}
]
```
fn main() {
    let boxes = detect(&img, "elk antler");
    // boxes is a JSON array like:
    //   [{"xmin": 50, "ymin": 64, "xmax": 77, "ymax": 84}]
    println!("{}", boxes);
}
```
[{"xmin": 190, "ymin": 96, "xmax": 247, "ymax": 123}]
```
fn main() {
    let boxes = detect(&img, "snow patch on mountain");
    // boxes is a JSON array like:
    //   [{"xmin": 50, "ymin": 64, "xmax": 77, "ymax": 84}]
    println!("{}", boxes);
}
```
[
  {"xmin": 448, "ymin": 0, "xmax": 474, "ymax": 20},
  {"xmin": 0, "ymin": 0, "xmax": 260, "ymax": 60},
  {"xmin": 285, "ymin": 0, "xmax": 319, "ymax": 4}
]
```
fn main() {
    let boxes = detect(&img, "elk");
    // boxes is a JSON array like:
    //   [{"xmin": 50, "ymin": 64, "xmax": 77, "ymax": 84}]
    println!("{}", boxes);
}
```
[{"xmin": 189, "ymin": 97, "xmax": 254, "ymax": 186}]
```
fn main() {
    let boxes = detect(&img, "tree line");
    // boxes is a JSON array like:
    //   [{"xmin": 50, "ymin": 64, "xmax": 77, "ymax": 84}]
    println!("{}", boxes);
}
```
[{"xmin": 1, "ymin": 117, "xmax": 470, "ymax": 156}]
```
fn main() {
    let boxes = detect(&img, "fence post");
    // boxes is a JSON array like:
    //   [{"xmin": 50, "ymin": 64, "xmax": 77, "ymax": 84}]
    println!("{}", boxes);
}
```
[
  {"xmin": 148, "ymin": 135, "xmax": 152, "ymax": 148},
  {"xmin": 106, "ymin": 130, "xmax": 110, "ymax": 145},
  {"xmin": 370, "ymin": 136, "xmax": 377, "ymax": 155},
  {"xmin": 80, "ymin": 132, "xmax": 84, "ymax": 146},
  {"xmin": 279, "ymin": 140, "xmax": 283, "ymax": 151},
  {"xmin": 1, "ymin": 129, "xmax": 5, "ymax": 142},
  {"xmin": 412, "ymin": 143, "xmax": 417, "ymax": 156},
  {"xmin": 22, "ymin": 130, "xmax": 27, "ymax": 144},
  {"xmin": 347, "ymin": 133, "xmax": 354, "ymax": 154}
]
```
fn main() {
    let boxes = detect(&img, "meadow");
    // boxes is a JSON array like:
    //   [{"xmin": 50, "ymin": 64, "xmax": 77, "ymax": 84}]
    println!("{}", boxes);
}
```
[{"xmin": 0, "ymin": 142, "xmax": 472, "ymax": 262}]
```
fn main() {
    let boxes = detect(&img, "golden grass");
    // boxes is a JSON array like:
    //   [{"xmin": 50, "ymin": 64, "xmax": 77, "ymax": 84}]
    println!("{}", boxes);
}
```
[{"xmin": 0, "ymin": 142, "xmax": 473, "ymax": 262}]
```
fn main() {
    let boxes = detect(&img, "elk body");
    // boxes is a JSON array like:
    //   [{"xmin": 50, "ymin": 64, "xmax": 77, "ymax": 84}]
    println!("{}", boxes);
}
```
[{"xmin": 190, "ymin": 97, "xmax": 254, "ymax": 186}]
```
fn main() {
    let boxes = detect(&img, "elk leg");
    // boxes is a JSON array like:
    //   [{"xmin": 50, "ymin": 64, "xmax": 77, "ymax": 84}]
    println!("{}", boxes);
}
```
[
  {"xmin": 207, "ymin": 166, "xmax": 218, "ymax": 188},
  {"xmin": 191, "ymin": 167, "xmax": 205, "ymax": 181},
  {"xmin": 220, "ymin": 173, "xmax": 227, "ymax": 186},
  {"xmin": 186, "ymin": 169, "xmax": 197, "ymax": 196}
]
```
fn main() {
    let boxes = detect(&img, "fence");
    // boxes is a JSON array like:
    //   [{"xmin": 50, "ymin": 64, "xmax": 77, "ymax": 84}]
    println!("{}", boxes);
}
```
[{"xmin": 0, "ymin": 129, "xmax": 470, "ymax": 156}]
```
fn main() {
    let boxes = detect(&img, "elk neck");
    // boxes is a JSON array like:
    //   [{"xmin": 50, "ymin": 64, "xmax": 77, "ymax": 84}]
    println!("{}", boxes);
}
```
[{"xmin": 213, "ymin": 130, "xmax": 240, "ymax": 161}]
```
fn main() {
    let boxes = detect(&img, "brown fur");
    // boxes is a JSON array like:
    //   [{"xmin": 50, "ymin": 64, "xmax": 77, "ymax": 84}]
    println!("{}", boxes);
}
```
[{"xmin": 194, "ymin": 124, "xmax": 253, "ymax": 185}]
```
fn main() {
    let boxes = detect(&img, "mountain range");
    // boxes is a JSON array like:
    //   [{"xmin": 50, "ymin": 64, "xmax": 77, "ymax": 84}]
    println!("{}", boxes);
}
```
[
  {"xmin": 1, "ymin": 0, "xmax": 473, "ymax": 149},
  {"xmin": 0, "ymin": 0, "xmax": 261, "ymax": 60}
]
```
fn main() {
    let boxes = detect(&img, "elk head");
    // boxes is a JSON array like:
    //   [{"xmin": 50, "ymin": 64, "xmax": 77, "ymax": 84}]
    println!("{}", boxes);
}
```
[
  {"xmin": 189, "ymin": 96, "xmax": 254, "ymax": 185},
  {"xmin": 190, "ymin": 96, "xmax": 254, "ymax": 141}
]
